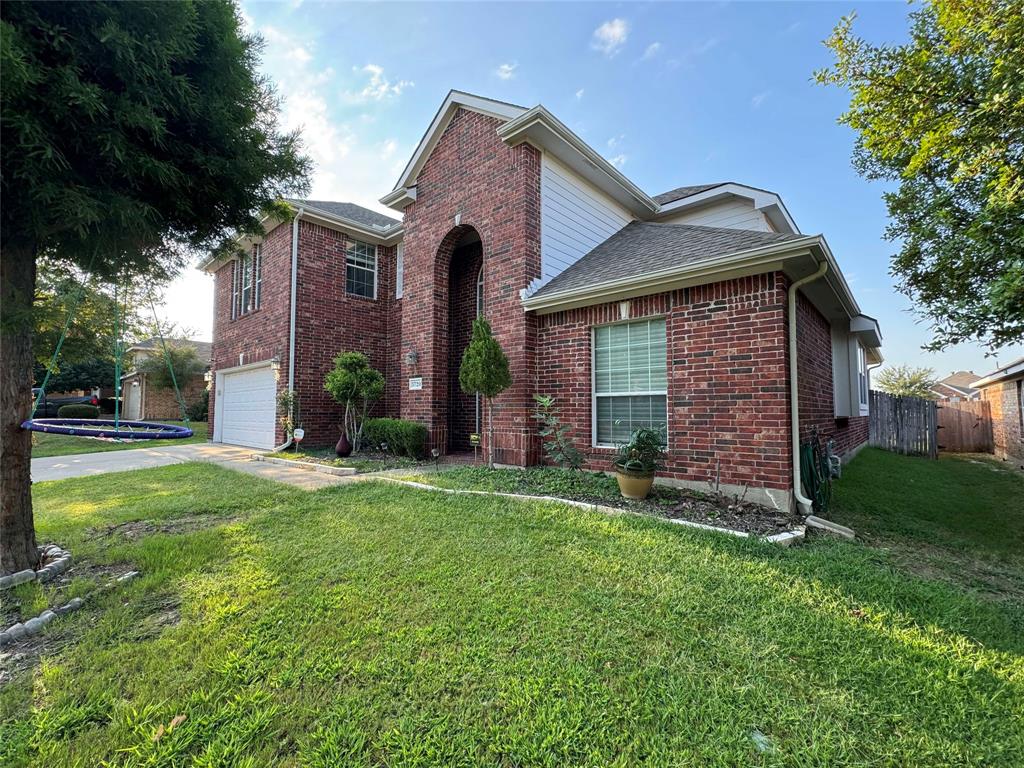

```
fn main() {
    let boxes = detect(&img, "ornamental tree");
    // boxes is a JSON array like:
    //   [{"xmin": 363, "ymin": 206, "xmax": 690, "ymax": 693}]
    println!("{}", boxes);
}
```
[
  {"xmin": 875, "ymin": 365, "xmax": 939, "ymax": 400},
  {"xmin": 816, "ymin": 1, "xmax": 1024, "ymax": 351},
  {"xmin": 459, "ymin": 317, "xmax": 512, "ymax": 469},
  {"xmin": 1, "ymin": 1, "xmax": 310, "ymax": 572},
  {"xmin": 324, "ymin": 352, "xmax": 385, "ymax": 452}
]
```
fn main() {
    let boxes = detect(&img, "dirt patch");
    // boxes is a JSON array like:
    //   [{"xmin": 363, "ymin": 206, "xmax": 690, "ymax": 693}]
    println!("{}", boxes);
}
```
[
  {"xmin": 88, "ymin": 515, "xmax": 239, "ymax": 542},
  {"xmin": 656, "ymin": 495, "xmax": 803, "ymax": 536}
]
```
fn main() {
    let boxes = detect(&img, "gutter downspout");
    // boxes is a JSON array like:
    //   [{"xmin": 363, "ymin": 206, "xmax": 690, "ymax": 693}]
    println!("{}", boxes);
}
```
[
  {"xmin": 274, "ymin": 207, "xmax": 303, "ymax": 451},
  {"xmin": 788, "ymin": 259, "xmax": 828, "ymax": 516}
]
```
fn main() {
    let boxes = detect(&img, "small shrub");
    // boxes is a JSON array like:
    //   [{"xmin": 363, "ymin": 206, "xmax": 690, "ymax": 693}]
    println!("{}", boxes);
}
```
[
  {"xmin": 324, "ymin": 352, "xmax": 384, "ymax": 452},
  {"xmin": 186, "ymin": 389, "xmax": 209, "ymax": 422},
  {"xmin": 612, "ymin": 427, "xmax": 666, "ymax": 476},
  {"xmin": 57, "ymin": 403, "xmax": 100, "ymax": 419},
  {"xmin": 532, "ymin": 394, "xmax": 584, "ymax": 469},
  {"xmin": 363, "ymin": 418, "xmax": 428, "ymax": 459}
]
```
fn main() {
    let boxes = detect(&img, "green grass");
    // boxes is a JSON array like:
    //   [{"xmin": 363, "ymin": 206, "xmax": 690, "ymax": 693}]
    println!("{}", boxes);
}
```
[
  {"xmin": 268, "ymin": 446, "xmax": 424, "ymax": 473},
  {"xmin": 30, "ymin": 421, "xmax": 208, "ymax": 458},
  {"xmin": 1, "ymin": 454, "xmax": 1022, "ymax": 765},
  {"xmin": 829, "ymin": 448, "xmax": 1024, "ymax": 600}
]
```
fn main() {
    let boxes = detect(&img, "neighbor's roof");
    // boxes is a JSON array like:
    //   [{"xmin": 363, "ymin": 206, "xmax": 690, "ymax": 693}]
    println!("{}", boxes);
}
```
[
  {"xmin": 286, "ymin": 199, "xmax": 400, "ymax": 230},
  {"xmin": 939, "ymin": 370, "xmax": 981, "ymax": 391},
  {"xmin": 652, "ymin": 183, "xmax": 725, "ymax": 205},
  {"xmin": 529, "ymin": 221, "xmax": 808, "ymax": 299},
  {"xmin": 972, "ymin": 356, "xmax": 1024, "ymax": 388},
  {"xmin": 129, "ymin": 338, "xmax": 212, "ymax": 364}
]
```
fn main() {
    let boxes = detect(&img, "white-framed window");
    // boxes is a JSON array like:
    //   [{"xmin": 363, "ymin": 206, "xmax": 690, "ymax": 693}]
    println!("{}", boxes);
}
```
[
  {"xmin": 346, "ymin": 239, "xmax": 377, "ymax": 299},
  {"xmin": 253, "ymin": 244, "xmax": 262, "ymax": 310},
  {"xmin": 230, "ymin": 259, "xmax": 240, "ymax": 320},
  {"xmin": 395, "ymin": 243, "xmax": 404, "ymax": 299},
  {"xmin": 239, "ymin": 252, "xmax": 253, "ymax": 315},
  {"xmin": 857, "ymin": 344, "xmax": 869, "ymax": 413},
  {"xmin": 592, "ymin": 318, "xmax": 668, "ymax": 446}
]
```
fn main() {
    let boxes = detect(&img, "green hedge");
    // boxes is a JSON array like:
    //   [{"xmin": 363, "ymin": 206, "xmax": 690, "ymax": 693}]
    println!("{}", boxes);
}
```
[
  {"xmin": 57, "ymin": 403, "xmax": 100, "ymax": 419},
  {"xmin": 362, "ymin": 418, "xmax": 428, "ymax": 459}
]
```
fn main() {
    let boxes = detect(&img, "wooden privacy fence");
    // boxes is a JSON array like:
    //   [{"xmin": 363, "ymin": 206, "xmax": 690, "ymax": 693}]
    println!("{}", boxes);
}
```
[
  {"xmin": 869, "ymin": 390, "xmax": 938, "ymax": 458},
  {"xmin": 937, "ymin": 399, "xmax": 994, "ymax": 453}
]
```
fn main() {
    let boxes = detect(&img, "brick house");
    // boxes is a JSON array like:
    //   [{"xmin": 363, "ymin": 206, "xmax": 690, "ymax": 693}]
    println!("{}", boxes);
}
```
[
  {"xmin": 972, "ymin": 358, "xmax": 1024, "ymax": 466},
  {"xmin": 930, "ymin": 370, "xmax": 981, "ymax": 402},
  {"xmin": 200, "ymin": 91, "xmax": 882, "ymax": 512},
  {"xmin": 120, "ymin": 338, "xmax": 211, "ymax": 421}
]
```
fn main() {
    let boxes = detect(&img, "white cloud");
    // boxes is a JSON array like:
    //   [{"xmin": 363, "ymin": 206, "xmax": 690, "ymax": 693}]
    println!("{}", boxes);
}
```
[
  {"xmin": 693, "ymin": 37, "xmax": 719, "ymax": 55},
  {"xmin": 591, "ymin": 18, "xmax": 629, "ymax": 57},
  {"xmin": 495, "ymin": 62, "xmax": 518, "ymax": 80},
  {"xmin": 641, "ymin": 42, "xmax": 662, "ymax": 60},
  {"xmin": 379, "ymin": 139, "xmax": 398, "ymax": 160},
  {"xmin": 609, "ymin": 154, "xmax": 627, "ymax": 168},
  {"xmin": 346, "ymin": 64, "xmax": 413, "ymax": 102},
  {"xmin": 575, "ymin": 88, "xmax": 585, "ymax": 100},
  {"xmin": 751, "ymin": 90, "xmax": 771, "ymax": 109},
  {"xmin": 607, "ymin": 134, "xmax": 625, "ymax": 150}
]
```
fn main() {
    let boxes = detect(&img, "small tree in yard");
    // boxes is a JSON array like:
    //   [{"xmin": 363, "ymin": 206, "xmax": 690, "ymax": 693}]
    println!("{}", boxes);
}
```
[
  {"xmin": 533, "ymin": 394, "xmax": 584, "ymax": 469},
  {"xmin": 875, "ymin": 365, "xmax": 939, "ymax": 399},
  {"xmin": 137, "ymin": 345, "xmax": 205, "ymax": 391},
  {"xmin": 324, "ymin": 352, "xmax": 384, "ymax": 452},
  {"xmin": 1, "ymin": 1, "xmax": 309, "ymax": 572},
  {"xmin": 459, "ymin": 318, "xmax": 511, "ymax": 469}
]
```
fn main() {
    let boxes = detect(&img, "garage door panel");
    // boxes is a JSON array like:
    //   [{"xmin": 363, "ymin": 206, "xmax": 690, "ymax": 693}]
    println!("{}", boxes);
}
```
[{"xmin": 220, "ymin": 366, "xmax": 276, "ymax": 449}]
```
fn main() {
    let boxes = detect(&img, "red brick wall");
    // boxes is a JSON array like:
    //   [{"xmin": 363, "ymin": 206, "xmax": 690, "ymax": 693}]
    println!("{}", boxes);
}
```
[
  {"xmin": 210, "ymin": 223, "xmax": 293, "ymax": 445},
  {"xmin": 447, "ymin": 241, "xmax": 483, "ymax": 451},
  {"xmin": 980, "ymin": 378, "xmax": 1024, "ymax": 464},
  {"xmin": 537, "ymin": 274, "xmax": 794, "ymax": 490},
  {"xmin": 795, "ymin": 292, "xmax": 869, "ymax": 458},
  {"xmin": 399, "ymin": 107, "xmax": 542, "ymax": 464},
  {"xmin": 141, "ymin": 374, "xmax": 206, "ymax": 421}
]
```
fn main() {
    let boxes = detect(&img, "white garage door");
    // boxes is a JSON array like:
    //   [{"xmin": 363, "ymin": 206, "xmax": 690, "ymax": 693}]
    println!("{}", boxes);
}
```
[{"xmin": 219, "ymin": 366, "xmax": 276, "ymax": 449}]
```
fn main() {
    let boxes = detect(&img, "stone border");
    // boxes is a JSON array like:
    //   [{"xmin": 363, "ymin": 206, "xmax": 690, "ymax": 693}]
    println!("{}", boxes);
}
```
[
  {"xmin": 253, "ymin": 454, "xmax": 357, "ymax": 477},
  {"xmin": 0, "ymin": 544, "xmax": 72, "ymax": 590},
  {"xmin": 363, "ymin": 476, "xmax": 807, "ymax": 547}
]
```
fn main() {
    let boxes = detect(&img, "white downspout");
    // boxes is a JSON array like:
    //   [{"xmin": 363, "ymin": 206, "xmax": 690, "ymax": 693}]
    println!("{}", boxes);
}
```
[
  {"xmin": 273, "ymin": 207, "xmax": 303, "ymax": 452},
  {"xmin": 788, "ymin": 259, "xmax": 828, "ymax": 516}
]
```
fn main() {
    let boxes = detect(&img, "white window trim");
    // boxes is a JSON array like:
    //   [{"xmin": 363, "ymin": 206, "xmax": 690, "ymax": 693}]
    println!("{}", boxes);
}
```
[
  {"xmin": 253, "ymin": 244, "xmax": 262, "ymax": 310},
  {"xmin": 239, "ymin": 252, "xmax": 253, "ymax": 316},
  {"xmin": 395, "ymin": 243, "xmax": 404, "ymax": 299},
  {"xmin": 346, "ymin": 239, "xmax": 378, "ymax": 299},
  {"xmin": 590, "ymin": 316, "xmax": 669, "ymax": 448},
  {"xmin": 230, "ymin": 259, "xmax": 239, "ymax": 320},
  {"xmin": 857, "ymin": 343, "xmax": 869, "ymax": 415}
]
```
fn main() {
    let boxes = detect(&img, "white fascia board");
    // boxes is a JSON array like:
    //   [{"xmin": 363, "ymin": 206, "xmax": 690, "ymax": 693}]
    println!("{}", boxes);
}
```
[
  {"xmin": 298, "ymin": 203, "xmax": 403, "ymax": 245},
  {"xmin": 389, "ymin": 90, "xmax": 527, "ymax": 194},
  {"xmin": 497, "ymin": 106, "xmax": 659, "ymax": 216},
  {"xmin": 522, "ymin": 238, "xmax": 820, "ymax": 314},
  {"xmin": 380, "ymin": 185, "xmax": 417, "ymax": 210},
  {"xmin": 972, "ymin": 357, "xmax": 1024, "ymax": 388},
  {"xmin": 654, "ymin": 183, "xmax": 800, "ymax": 234}
]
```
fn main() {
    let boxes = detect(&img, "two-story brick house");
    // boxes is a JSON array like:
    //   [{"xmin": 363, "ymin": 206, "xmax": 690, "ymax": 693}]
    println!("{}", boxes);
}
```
[{"xmin": 200, "ymin": 90, "xmax": 882, "ymax": 512}]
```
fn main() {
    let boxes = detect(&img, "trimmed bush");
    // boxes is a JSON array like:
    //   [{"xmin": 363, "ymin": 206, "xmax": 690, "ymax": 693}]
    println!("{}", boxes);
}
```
[
  {"xmin": 362, "ymin": 418, "xmax": 428, "ymax": 459},
  {"xmin": 57, "ymin": 403, "xmax": 100, "ymax": 419}
]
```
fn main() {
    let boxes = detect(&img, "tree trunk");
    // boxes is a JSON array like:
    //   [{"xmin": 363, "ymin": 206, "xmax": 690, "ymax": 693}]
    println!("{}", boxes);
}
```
[
  {"xmin": 487, "ymin": 397, "xmax": 495, "ymax": 469},
  {"xmin": 1, "ymin": 243, "xmax": 39, "ymax": 574}
]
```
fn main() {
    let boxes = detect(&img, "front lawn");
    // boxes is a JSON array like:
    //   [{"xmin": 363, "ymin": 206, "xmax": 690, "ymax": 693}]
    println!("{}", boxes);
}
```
[
  {"xmin": 30, "ymin": 421, "xmax": 208, "ymax": 458},
  {"xmin": 2, "ymin": 461, "xmax": 1021, "ymax": 765},
  {"xmin": 267, "ymin": 445, "xmax": 425, "ymax": 473},
  {"xmin": 829, "ymin": 448, "xmax": 1024, "ymax": 601}
]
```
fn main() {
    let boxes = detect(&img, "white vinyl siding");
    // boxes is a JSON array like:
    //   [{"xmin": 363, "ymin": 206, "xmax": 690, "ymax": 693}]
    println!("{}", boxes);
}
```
[
  {"xmin": 395, "ymin": 243, "xmax": 404, "ymax": 299},
  {"xmin": 541, "ymin": 154, "xmax": 632, "ymax": 282},
  {"xmin": 346, "ymin": 240, "xmax": 377, "ymax": 299},
  {"xmin": 659, "ymin": 198, "xmax": 773, "ymax": 231},
  {"xmin": 593, "ymin": 318, "xmax": 668, "ymax": 446}
]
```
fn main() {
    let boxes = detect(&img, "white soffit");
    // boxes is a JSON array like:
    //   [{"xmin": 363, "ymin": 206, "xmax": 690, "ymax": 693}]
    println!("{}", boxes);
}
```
[{"xmin": 656, "ymin": 183, "xmax": 800, "ymax": 234}]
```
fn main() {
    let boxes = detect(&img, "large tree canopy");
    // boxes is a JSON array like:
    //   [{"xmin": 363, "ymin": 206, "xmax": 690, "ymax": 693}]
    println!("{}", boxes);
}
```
[
  {"xmin": 874, "ymin": 365, "xmax": 939, "ymax": 400},
  {"xmin": 817, "ymin": 0, "xmax": 1024, "ymax": 351},
  {"xmin": 1, "ymin": 1, "xmax": 309, "ymax": 573}
]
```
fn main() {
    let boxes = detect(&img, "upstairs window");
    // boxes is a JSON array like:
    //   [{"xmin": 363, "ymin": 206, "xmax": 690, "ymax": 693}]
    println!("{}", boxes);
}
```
[
  {"xmin": 593, "ymin": 318, "xmax": 668, "ymax": 446},
  {"xmin": 230, "ymin": 258, "xmax": 240, "ymax": 320},
  {"xmin": 346, "ymin": 240, "xmax": 377, "ymax": 299},
  {"xmin": 239, "ymin": 252, "xmax": 253, "ymax": 316},
  {"xmin": 253, "ymin": 244, "xmax": 262, "ymax": 310}
]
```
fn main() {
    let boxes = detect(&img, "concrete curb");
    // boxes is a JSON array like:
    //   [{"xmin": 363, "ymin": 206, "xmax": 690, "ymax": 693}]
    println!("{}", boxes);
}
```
[
  {"xmin": 253, "ymin": 454, "xmax": 357, "ymax": 477},
  {"xmin": 359, "ymin": 475, "xmax": 807, "ymax": 547},
  {"xmin": 805, "ymin": 515, "xmax": 856, "ymax": 540}
]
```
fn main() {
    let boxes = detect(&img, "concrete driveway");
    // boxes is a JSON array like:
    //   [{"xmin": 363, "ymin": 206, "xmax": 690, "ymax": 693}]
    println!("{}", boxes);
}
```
[{"xmin": 31, "ymin": 443, "xmax": 349, "ymax": 490}]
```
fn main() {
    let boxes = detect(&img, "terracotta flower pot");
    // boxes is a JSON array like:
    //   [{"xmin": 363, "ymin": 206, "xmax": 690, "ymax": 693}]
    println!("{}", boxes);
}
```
[
  {"xmin": 335, "ymin": 432, "xmax": 352, "ymax": 457},
  {"xmin": 615, "ymin": 470, "xmax": 655, "ymax": 500}
]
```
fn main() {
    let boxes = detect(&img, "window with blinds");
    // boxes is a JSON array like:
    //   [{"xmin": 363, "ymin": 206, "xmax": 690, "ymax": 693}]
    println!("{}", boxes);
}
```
[{"xmin": 592, "ymin": 318, "xmax": 668, "ymax": 445}]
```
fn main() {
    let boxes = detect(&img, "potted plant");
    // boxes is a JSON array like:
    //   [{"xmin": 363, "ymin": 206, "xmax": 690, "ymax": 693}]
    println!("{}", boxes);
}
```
[{"xmin": 612, "ymin": 427, "xmax": 665, "ymax": 500}]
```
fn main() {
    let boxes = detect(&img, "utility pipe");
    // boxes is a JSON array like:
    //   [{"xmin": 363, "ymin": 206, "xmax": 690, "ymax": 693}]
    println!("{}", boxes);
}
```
[
  {"xmin": 273, "ymin": 207, "xmax": 303, "ymax": 452},
  {"xmin": 788, "ymin": 259, "xmax": 829, "ymax": 516}
]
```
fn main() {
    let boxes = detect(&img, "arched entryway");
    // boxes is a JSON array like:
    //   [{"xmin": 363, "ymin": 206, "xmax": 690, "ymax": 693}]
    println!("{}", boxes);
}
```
[{"xmin": 446, "ymin": 227, "xmax": 483, "ymax": 452}]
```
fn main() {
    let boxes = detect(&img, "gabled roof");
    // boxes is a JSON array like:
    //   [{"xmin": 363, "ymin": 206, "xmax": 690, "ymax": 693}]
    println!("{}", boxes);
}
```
[
  {"xmin": 653, "ymin": 183, "xmax": 725, "ymax": 205},
  {"xmin": 939, "ymin": 370, "xmax": 981, "ymax": 391},
  {"xmin": 286, "ymin": 199, "xmax": 399, "ymax": 230},
  {"xmin": 528, "ymin": 221, "xmax": 807, "ymax": 299}
]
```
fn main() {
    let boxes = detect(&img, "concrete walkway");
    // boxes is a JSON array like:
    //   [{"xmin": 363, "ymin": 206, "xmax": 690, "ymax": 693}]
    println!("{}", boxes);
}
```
[{"xmin": 31, "ymin": 443, "xmax": 350, "ymax": 490}]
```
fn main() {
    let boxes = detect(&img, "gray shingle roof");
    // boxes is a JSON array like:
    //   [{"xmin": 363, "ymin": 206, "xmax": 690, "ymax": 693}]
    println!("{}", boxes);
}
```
[
  {"xmin": 287, "ymin": 199, "xmax": 401, "ymax": 229},
  {"xmin": 530, "ymin": 221, "xmax": 808, "ymax": 298},
  {"xmin": 652, "ymin": 183, "xmax": 725, "ymax": 205}
]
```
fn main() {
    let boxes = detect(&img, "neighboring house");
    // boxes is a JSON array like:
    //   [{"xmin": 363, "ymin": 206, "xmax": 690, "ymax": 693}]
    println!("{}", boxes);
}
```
[
  {"xmin": 931, "ymin": 370, "xmax": 981, "ymax": 402},
  {"xmin": 972, "ymin": 357, "xmax": 1024, "ymax": 465},
  {"xmin": 200, "ymin": 90, "xmax": 882, "ymax": 512},
  {"xmin": 121, "ymin": 338, "xmax": 211, "ymax": 421}
]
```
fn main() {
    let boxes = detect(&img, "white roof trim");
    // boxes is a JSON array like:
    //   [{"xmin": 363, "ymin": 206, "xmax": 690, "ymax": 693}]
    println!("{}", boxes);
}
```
[
  {"xmin": 655, "ymin": 183, "xmax": 800, "ymax": 234},
  {"xmin": 972, "ymin": 356, "xmax": 1024, "ymax": 388},
  {"xmin": 497, "ymin": 105, "xmax": 659, "ymax": 216},
  {"xmin": 385, "ymin": 91, "xmax": 526, "ymax": 202}
]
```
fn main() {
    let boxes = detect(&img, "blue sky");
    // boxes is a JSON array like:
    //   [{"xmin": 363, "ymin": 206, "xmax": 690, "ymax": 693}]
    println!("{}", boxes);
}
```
[{"xmin": 167, "ymin": 1, "xmax": 1021, "ymax": 380}]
